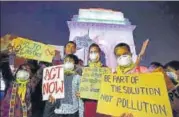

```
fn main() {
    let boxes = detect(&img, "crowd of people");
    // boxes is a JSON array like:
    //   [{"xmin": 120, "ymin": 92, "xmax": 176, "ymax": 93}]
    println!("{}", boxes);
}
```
[{"xmin": 0, "ymin": 40, "xmax": 179, "ymax": 117}]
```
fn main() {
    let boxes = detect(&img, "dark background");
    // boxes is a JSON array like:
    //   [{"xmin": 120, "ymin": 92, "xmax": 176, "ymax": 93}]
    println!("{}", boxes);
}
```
[{"xmin": 1, "ymin": 1, "xmax": 179, "ymax": 66}]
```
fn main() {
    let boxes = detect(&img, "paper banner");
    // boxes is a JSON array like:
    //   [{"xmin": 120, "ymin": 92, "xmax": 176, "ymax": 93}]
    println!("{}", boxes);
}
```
[
  {"xmin": 42, "ymin": 65, "xmax": 64, "ymax": 100},
  {"xmin": 97, "ymin": 73, "xmax": 173, "ymax": 117},
  {"xmin": 10, "ymin": 37, "xmax": 55, "ymax": 62},
  {"xmin": 80, "ymin": 67, "xmax": 111, "ymax": 100}
]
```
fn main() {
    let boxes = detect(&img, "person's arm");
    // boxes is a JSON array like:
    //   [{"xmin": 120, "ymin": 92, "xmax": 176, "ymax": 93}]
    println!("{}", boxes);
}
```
[
  {"xmin": 134, "ymin": 39, "xmax": 149, "ymax": 69},
  {"xmin": 0, "ymin": 53, "xmax": 15, "ymax": 93}
]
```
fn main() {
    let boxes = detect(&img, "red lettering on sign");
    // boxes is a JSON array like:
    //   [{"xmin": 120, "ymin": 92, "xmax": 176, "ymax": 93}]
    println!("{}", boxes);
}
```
[
  {"xmin": 55, "ymin": 66, "xmax": 61, "ymax": 79},
  {"xmin": 56, "ymin": 81, "xmax": 64, "ymax": 93},
  {"xmin": 42, "ymin": 81, "xmax": 64, "ymax": 95}
]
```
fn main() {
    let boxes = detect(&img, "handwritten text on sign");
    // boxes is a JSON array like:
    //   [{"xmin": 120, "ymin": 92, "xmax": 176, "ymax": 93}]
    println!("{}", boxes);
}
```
[
  {"xmin": 97, "ymin": 73, "xmax": 173, "ymax": 117},
  {"xmin": 10, "ymin": 37, "xmax": 55, "ymax": 62},
  {"xmin": 42, "ymin": 65, "xmax": 64, "ymax": 100},
  {"xmin": 80, "ymin": 67, "xmax": 111, "ymax": 100}
]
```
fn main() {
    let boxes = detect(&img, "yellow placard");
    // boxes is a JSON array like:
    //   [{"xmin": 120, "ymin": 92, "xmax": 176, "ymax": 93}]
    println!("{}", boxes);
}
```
[
  {"xmin": 97, "ymin": 73, "xmax": 173, "ymax": 117},
  {"xmin": 10, "ymin": 37, "xmax": 55, "ymax": 62},
  {"xmin": 80, "ymin": 67, "xmax": 111, "ymax": 100}
]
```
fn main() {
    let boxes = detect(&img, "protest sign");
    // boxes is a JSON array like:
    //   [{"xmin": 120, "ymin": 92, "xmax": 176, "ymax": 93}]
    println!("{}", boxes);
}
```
[
  {"xmin": 0, "ymin": 34, "xmax": 16, "ymax": 52},
  {"xmin": 80, "ymin": 67, "xmax": 111, "ymax": 100},
  {"xmin": 97, "ymin": 73, "xmax": 173, "ymax": 117},
  {"xmin": 10, "ymin": 37, "xmax": 55, "ymax": 62},
  {"xmin": 42, "ymin": 65, "xmax": 64, "ymax": 100}
]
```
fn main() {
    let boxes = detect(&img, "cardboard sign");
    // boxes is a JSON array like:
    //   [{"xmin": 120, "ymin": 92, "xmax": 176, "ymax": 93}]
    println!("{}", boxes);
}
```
[
  {"xmin": 97, "ymin": 73, "xmax": 173, "ymax": 117},
  {"xmin": 80, "ymin": 67, "xmax": 111, "ymax": 100},
  {"xmin": 10, "ymin": 37, "xmax": 55, "ymax": 62},
  {"xmin": 42, "ymin": 65, "xmax": 64, "ymax": 100}
]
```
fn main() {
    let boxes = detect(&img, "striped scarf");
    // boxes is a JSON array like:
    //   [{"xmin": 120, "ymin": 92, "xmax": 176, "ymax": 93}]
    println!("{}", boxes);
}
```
[{"xmin": 9, "ymin": 82, "xmax": 28, "ymax": 117}]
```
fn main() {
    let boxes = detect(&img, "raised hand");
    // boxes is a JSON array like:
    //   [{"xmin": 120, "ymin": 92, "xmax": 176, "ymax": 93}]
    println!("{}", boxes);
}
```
[{"xmin": 139, "ymin": 39, "xmax": 149, "ymax": 57}]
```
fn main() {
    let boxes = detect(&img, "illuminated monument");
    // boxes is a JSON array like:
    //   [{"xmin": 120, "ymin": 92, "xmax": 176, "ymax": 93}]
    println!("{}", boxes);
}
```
[{"xmin": 67, "ymin": 8, "xmax": 136, "ymax": 69}]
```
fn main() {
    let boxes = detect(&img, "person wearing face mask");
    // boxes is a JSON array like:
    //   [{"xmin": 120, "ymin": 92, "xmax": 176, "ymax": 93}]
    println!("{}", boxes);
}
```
[
  {"xmin": 164, "ymin": 61, "xmax": 179, "ymax": 117},
  {"xmin": 147, "ymin": 62, "xmax": 178, "ymax": 117},
  {"xmin": 0, "ymin": 53, "xmax": 44, "ymax": 117},
  {"xmin": 82, "ymin": 43, "xmax": 110, "ymax": 117},
  {"xmin": 63, "ymin": 41, "xmax": 82, "ymax": 76},
  {"xmin": 113, "ymin": 42, "xmax": 149, "ymax": 117},
  {"xmin": 114, "ymin": 43, "xmax": 148, "ymax": 74},
  {"xmin": 43, "ymin": 54, "xmax": 84, "ymax": 117},
  {"xmin": 165, "ymin": 60, "xmax": 179, "ymax": 85}
]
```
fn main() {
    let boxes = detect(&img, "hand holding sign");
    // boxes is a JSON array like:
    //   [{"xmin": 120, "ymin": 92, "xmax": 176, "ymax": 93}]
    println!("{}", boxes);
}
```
[{"xmin": 48, "ymin": 95, "xmax": 56, "ymax": 104}]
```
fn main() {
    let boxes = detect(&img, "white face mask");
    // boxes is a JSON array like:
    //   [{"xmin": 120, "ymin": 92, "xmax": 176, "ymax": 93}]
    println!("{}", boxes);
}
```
[
  {"xmin": 89, "ymin": 53, "xmax": 98, "ymax": 62},
  {"xmin": 166, "ymin": 72, "xmax": 178, "ymax": 82},
  {"xmin": 64, "ymin": 62, "xmax": 74, "ymax": 70},
  {"xmin": 117, "ymin": 55, "xmax": 133, "ymax": 66},
  {"xmin": 16, "ymin": 70, "xmax": 30, "ymax": 81}
]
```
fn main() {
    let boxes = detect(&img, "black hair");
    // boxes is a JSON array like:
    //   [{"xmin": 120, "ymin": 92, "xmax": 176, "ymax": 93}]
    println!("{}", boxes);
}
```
[
  {"xmin": 39, "ymin": 61, "xmax": 52, "ymax": 67},
  {"xmin": 150, "ymin": 62, "xmax": 164, "ymax": 68},
  {"xmin": 64, "ymin": 54, "xmax": 79, "ymax": 65},
  {"xmin": 65, "ymin": 41, "xmax": 77, "ymax": 48},
  {"xmin": 89, "ymin": 43, "xmax": 101, "ymax": 53},
  {"xmin": 114, "ymin": 43, "xmax": 131, "ymax": 55},
  {"xmin": 26, "ymin": 60, "xmax": 39, "ymax": 74},
  {"xmin": 165, "ymin": 60, "xmax": 179, "ymax": 70}
]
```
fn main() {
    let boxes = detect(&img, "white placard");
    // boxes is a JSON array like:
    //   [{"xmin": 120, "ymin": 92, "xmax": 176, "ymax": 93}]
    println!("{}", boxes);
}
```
[{"xmin": 42, "ymin": 65, "xmax": 64, "ymax": 101}]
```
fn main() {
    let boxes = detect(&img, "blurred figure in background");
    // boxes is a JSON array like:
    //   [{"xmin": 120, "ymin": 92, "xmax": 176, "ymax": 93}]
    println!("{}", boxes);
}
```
[
  {"xmin": 148, "ymin": 62, "xmax": 164, "ymax": 72},
  {"xmin": 165, "ymin": 60, "xmax": 179, "ymax": 85},
  {"xmin": 164, "ymin": 60, "xmax": 179, "ymax": 117}
]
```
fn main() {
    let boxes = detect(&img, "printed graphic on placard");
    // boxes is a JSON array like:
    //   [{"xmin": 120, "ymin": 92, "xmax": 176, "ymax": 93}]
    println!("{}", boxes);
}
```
[
  {"xmin": 80, "ymin": 67, "xmax": 111, "ymax": 100},
  {"xmin": 97, "ymin": 73, "xmax": 173, "ymax": 117},
  {"xmin": 10, "ymin": 37, "xmax": 55, "ymax": 62},
  {"xmin": 42, "ymin": 65, "xmax": 64, "ymax": 100}
]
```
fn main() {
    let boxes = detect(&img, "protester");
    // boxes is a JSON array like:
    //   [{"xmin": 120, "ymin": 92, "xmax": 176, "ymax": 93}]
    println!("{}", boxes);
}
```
[
  {"xmin": 165, "ymin": 60, "xmax": 179, "ymax": 85},
  {"xmin": 64, "ymin": 41, "xmax": 77, "ymax": 56},
  {"xmin": 114, "ymin": 43, "xmax": 148, "ymax": 74},
  {"xmin": 0, "ymin": 53, "xmax": 44, "ymax": 117},
  {"xmin": 43, "ymin": 54, "xmax": 84, "ymax": 117},
  {"xmin": 164, "ymin": 60, "xmax": 179, "ymax": 117},
  {"xmin": 148, "ymin": 62, "xmax": 164, "ymax": 72},
  {"xmin": 64, "ymin": 41, "xmax": 82, "ymax": 76},
  {"xmin": 83, "ymin": 43, "xmax": 110, "ymax": 117}
]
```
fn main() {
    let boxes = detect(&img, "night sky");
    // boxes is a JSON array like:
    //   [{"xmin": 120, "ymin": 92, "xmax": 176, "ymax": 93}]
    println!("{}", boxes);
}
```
[{"xmin": 1, "ymin": 1, "xmax": 179, "ymax": 66}]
